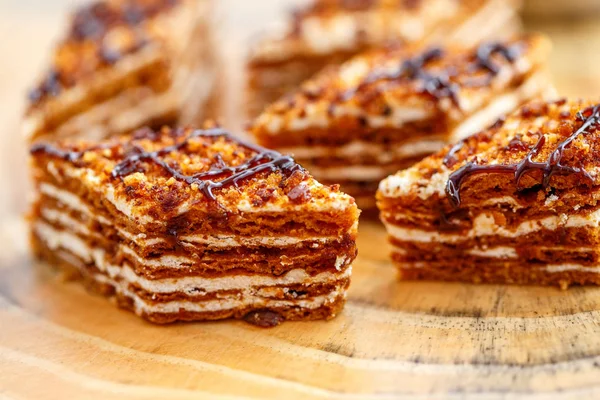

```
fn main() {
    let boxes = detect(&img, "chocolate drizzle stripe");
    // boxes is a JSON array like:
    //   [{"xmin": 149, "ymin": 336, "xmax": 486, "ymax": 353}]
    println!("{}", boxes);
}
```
[
  {"xmin": 445, "ymin": 104, "xmax": 600, "ymax": 208},
  {"xmin": 337, "ymin": 40, "xmax": 524, "ymax": 107},
  {"xmin": 31, "ymin": 128, "xmax": 305, "ymax": 203}
]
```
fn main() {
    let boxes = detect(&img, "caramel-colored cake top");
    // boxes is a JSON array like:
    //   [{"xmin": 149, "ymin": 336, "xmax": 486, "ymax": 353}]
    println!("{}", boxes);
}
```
[
  {"xmin": 249, "ymin": 0, "xmax": 490, "ymax": 64},
  {"xmin": 379, "ymin": 99, "xmax": 600, "ymax": 206},
  {"xmin": 31, "ymin": 126, "xmax": 357, "ymax": 221},
  {"xmin": 252, "ymin": 35, "xmax": 549, "ymax": 136},
  {"xmin": 27, "ymin": 0, "xmax": 184, "ymax": 110}
]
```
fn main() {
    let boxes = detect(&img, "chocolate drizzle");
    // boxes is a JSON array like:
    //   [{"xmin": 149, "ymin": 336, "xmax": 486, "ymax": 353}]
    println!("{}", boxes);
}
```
[
  {"xmin": 445, "ymin": 104, "xmax": 600, "ymax": 208},
  {"xmin": 338, "ymin": 40, "xmax": 523, "ymax": 107},
  {"xmin": 32, "ymin": 128, "xmax": 305, "ymax": 203},
  {"xmin": 473, "ymin": 42, "xmax": 522, "ymax": 74}
]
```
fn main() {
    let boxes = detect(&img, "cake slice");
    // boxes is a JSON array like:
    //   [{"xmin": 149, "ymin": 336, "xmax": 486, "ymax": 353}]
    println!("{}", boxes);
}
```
[
  {"xmin": 246, "ymin": 0, "xmax": 522, "ymax": 118},
  {"xmin": 377, "ymin": 99, "xmax": 600, "ymax": 288},
  {"xmin": 251, "ymin": 35, "xmax": 553, "ymax": 210},
  {"xmin": 29, "ymin": 126, "xmax": 359, "ymax": 324},
  {"xmin": 24, "ymin": 0, "xmax": 217, "ymax": 143}
]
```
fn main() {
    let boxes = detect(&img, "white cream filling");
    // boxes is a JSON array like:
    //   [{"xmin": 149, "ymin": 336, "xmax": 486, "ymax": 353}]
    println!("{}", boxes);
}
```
[
  {"xmin": 179, "ymin": 233, "xmax": 334, "ymax": 249},
  {"xmin": 114, "ymin": 279, "xmax": 344, "ymax": 314},
  {"xmin": 397, "ymin": 262, "xmax": 600, "ymax": 275},
  {"xmin": 34, "ymin": 222, "xmax": 352, "ymax": 292},
  {"xmin": 544, "ymin": 264, "xmax": 600, "ymax": 274},
  {"xmin": 466, "ymin": 246, "xmax": 518, "ymax": 259},
  {"xmin": 303, "ymin": 165, "xmax": 394, "ymax": 181},
  {"xmin": 280, "ymin": 138, "xmax": 446, "ymax": 164},
  {"xmin": 384, "ymin": 209, "xmax": 600, "ymax": 244},
  {"xmin": 39, "ymin": 183, "xmax": 110, "ymax": 225}
]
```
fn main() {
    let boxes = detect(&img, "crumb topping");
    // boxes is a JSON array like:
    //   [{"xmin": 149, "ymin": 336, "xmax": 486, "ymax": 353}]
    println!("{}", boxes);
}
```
[
  {"xmin": 252, "ymin": 35, "xmax": 549, "ymax": 135},
  {"xmin": 30, "ymin": 126, "xmax": 356, "ymax": 217},
  {"xmin": 27, "ymin": 0, "xmax": 182, "ymax": 108},
  {"xmin": 383, "ymin": 99, "xmax": 600, "ymax": 206}
]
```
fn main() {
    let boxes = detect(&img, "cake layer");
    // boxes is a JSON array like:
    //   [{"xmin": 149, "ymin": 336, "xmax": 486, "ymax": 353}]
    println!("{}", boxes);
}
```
[
  {"xmin": 34, "ymin": 210, "xmax": 355, "ymax": 278},
  {"xmin": 391, "ymin": 241, "xmax": 600, "ymax": 265},
  {"xmin": 32, "ymin": 224, "xmax": 351, "ymax": 293},
  {"xmin": 32, "ymin": 233, "xmax": 348, "ymax": 324},
  {"xmin": 383, "ymin": 207, "xmax": 600, "ymax": 243},
  {"xmin": 395, "ymin": 261, "xmax": 600, "ymax": 289}
]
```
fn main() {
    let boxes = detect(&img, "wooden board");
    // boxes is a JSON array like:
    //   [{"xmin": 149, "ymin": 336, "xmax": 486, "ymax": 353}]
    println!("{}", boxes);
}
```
[
  {"xmin": 5, "ymin": 218, "xmax": 600, "ymax": 399},
  {"xmin": 4, "ymin": 1, "xmax": 600, "ymax": 399}
]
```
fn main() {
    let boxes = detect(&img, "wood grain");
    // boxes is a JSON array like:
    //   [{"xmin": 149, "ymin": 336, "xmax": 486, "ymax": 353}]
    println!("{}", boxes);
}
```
[{"xmin": 3, "ymin": 1, "xmax": 600, "ymax": 399}]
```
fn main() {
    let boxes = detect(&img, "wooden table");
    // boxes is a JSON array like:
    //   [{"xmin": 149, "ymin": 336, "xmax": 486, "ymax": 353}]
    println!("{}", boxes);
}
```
[{"xmin": 2, "ymin": 2, "xmax": 600, "ymax": 399}]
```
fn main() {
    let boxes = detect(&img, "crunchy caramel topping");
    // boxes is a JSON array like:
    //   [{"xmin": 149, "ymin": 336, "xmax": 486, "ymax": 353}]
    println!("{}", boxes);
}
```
[
  {"xmin": 28, "ymin": 0, "xmax": 181, "ymax": 106},
  {"xmin": 446, "ymin": 100, "xmax": 600, "ymax": 207},
  {"xmin": 252, "ymin": 35, "xmax": 549, "ymax": 135},
  {"xmin": 30, "ymin": 126, "xmax": 354, "ymax": 214}
]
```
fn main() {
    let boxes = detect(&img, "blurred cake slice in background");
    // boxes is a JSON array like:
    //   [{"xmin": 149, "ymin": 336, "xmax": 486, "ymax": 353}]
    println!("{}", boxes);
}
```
[
  {"xmin": 250, "ymin": 35, "xmax": 553, "ymax": 210},
  {"xmin": 23, "ymin": 0, "xmax": 218, "ymax": 142},
  {"xmin": 246, "ymin": 0, "xmax": 523, "ymax": 119},
  {"xmin": 377, "ymin": 99, "xmax": 600, "ymax": 288}
]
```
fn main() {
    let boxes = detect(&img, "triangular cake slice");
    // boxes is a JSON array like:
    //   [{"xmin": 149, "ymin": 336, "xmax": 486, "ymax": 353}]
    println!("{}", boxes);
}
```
[
  {"xmin": 251, "ymin": 35, "xmax": 552, "ymax": 210},
  {"xmin": 246, "ymin": 0, "xmax": 522, "ymax": 118},
  {"xmin": 378, "ymin": 99, "xmax": 600, "ymax": 288},
  {"xmin": 24, "ymin": 0, "xmax": 217, "ymax": 142},
  {"xmin": 29, "ymin": 126, "xmax": 359, "ymax": 324}
]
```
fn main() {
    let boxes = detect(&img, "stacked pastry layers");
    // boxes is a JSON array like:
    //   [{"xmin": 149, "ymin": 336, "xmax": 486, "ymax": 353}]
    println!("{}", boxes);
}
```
[
  {"xmin": 251, "ymin": 35, "xmax": 552, "ymax": 210},
  {"xmin": 29, "ymin": 127, "xmax": 359, "ymax": 324},
  {"xmin": 247, "ymin": 0, "xmax": 522, "ymax": 118},
  {"xmin": 378, "ymin": 99, "xmax": 600, "ymax": 288},
  {"xmin": 24, "ymin": 0, "xmax": 217, "ymax": 143}
]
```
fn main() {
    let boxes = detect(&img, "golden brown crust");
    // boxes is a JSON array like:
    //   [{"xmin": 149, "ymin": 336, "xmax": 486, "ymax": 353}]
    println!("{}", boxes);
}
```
[
  {"xmin": 251, "ymin": 35, "xmax": 550, "ymax": 145},
  {"xmin": 379, "ymin": 98, "xmax": 600, "ymax": 212},
  {"xmin": 30, "ymin": 126, "xmax": 358, "ymax": 225},
  {"xmin": 27, "ymin": 0, "xmax": 185, "ymax": 111}
]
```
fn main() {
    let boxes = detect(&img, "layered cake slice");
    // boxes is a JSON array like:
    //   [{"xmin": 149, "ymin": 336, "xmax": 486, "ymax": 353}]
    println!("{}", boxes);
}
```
[
  {"xmin": 24, "ymin": 0, "xmax": 217, "ymax": 142},
  {"xmin": 251, "ymin": 35, "xmax": 553, "ymax": 210},
  {"xmin": 246, "ymin": 0, "xmax": 522, "ymax": 118},
  {"xmin": 29, "ymin": 126, "xmax": 359, "ymax": 324},
  {"xmin": 378, "ymin": 99, "xmax": 600, "ymax": 288}
]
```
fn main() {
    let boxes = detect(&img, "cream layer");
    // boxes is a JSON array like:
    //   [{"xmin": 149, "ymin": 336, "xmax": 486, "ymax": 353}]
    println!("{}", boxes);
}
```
[
  {"xmin": 33, "ymin": 221, "xmax": 351, "ymax": 294},
  {"xmin": 304, "ymin": 164, "xmax": 395, "ymax": 181},
  {"xmin": 279, "ymin": 138, "xmax": 446, "ymax": 164},
  {"xmin": 94, "ymin": 270, "xmax": 346, "ymax": 315},
  {"xmin": 39, "ymin": 203, "xmax": 346, "ymax": 250},
  {"xmin": 384, "ymin": 209, "xmax": 600, "ymax": 244},
  {"xmin": 36, "ymin": 211, "xmax": 353, "ymax": 271},
  {"xmin": 391, "ymin": 244, "xmax": 596, "ymax": 260},
  {"xmin": 397, "ymin": 262, "xmax": 600, "ymax": 275}
]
